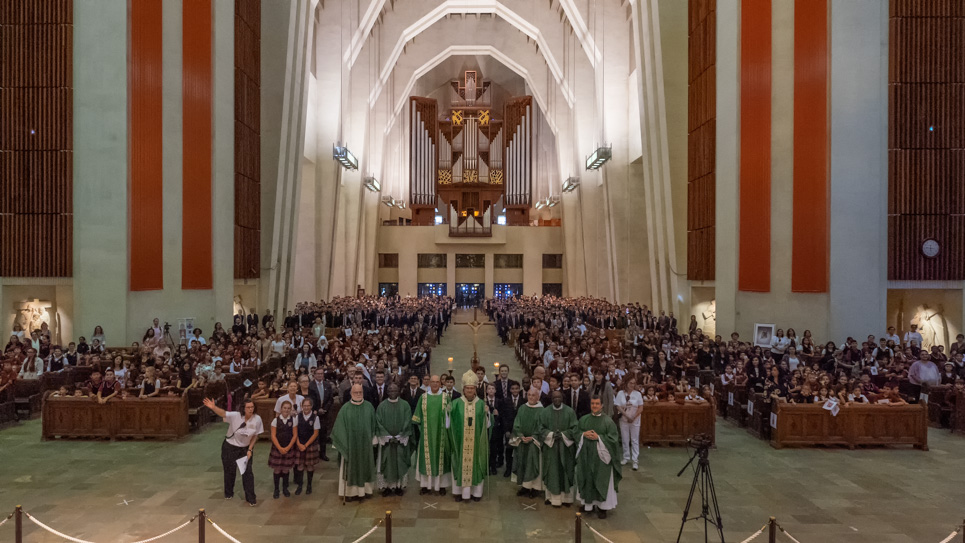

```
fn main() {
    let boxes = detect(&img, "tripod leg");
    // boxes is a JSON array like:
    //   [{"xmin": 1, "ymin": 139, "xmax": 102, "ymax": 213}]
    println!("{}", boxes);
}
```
[
  {"xmin": 676, "ymin": 464, "xmax": 702, "ymax": 543},
  {"xmin": 703, "ymin": 463, "xmax": 725, "ymax": 543}
]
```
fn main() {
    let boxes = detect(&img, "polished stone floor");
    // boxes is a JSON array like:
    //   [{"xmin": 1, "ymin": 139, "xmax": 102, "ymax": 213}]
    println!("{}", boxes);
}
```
[{"xmin": 1, "ymin": 311, "xmax": 963, "ymax": 542}]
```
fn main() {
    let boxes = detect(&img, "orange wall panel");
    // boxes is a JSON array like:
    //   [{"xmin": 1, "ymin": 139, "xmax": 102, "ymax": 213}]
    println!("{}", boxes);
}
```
[
  {"xmin": 129, "ymin": 0, "xmax": 164, "ymax": 290},
  {"xmin": 738, "ymin": 0, "xmax": 771, "ymax": 292},
  {"xmin": 182, "ymin": 0, "xmax": 213, "ymax": 289},
  {"xmin": 791, "ymin": 0, "xmax": 829, "ymax": 292}
]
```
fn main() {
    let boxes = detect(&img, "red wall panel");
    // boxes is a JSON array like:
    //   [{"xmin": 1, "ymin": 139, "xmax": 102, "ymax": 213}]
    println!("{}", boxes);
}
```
[
  {"xmin": 129, "ymin": 0, "xmax": 164, "ymax": 290},
  {"xmin": 182, "ymin": 0, "xmax": 213, "ymax": 289},
  {"xmin": 791, "ymin": 0, "xmax": 829, "ymax": 292},
  {"xmin": 738, "ymin": 0, "xmax": 772, "ymax": 292}
]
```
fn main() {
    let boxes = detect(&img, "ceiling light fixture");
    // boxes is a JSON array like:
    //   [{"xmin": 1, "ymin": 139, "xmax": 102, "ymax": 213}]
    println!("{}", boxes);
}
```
[
  {"xmin": 562, "ymin": 176, "xmax": 580, "ymax": 193},
  {"xmin": 333, "ymin": 144, "xmax": 359, "ymax": 170},
  {"xmin": 585, "ymin": 145, "xmax": 612, "ymax": 170}
]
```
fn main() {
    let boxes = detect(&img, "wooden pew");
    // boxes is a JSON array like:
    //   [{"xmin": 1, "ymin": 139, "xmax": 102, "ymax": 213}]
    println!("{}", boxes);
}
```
[
  {"xmin": 771, "ymin": 402, "xmax": 927, "ymax": 450},
  {"xmin": 639, "ymin": 401, "xmax": 716, "ymax": 446},
  {"xmin": 255, "ymin": 398, "xmax": 277, "ymax": 439},
  {"xmin": 747, "ymin": 393, "xmax": 769, "ymax": 439},
  {"xmin": 42, "ymin": 395, "xmax": 189, "ymax": 440},
  {"xmin": 954, "ymin": 389, "xmax": 965, "ymax": 435}
]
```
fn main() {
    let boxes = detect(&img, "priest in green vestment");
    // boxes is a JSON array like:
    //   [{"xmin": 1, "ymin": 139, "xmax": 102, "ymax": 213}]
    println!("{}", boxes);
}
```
[
  {"xmin": 376, "ymin": 383, "xmax": 413, "ymax": 496},
  {"xmin": 539, "ymin": 390, "xmax": 578, "ymax": 507},
  {"xmin": 411, "ymin": 374, "xmax": 450, "ymax": 494},
  {"xmin": 575, "ymin": 395, "xmax": 622, "ymax": 519},
  {"xmin": 509, "ymin": 387, "xmax": 544, "ymax": 498},
  {"xmin": 332, "ymin": 384, "xmax": 378, "ymax": 500},
  {"xmin": 447, "ymin": 369, "xmax": 492, "ymax": 502}
]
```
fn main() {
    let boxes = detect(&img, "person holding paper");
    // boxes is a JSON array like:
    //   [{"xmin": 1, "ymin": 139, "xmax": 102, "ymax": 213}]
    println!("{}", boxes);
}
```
[{"xmin": 204, "ymin": 398, "xmax": 264, "ymax": 507}]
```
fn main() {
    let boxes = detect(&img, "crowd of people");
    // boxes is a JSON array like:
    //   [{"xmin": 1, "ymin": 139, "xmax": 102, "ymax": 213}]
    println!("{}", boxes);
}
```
[{"xmin": 487, "ymin": 296, "xmax": 965, "ymax": 416}]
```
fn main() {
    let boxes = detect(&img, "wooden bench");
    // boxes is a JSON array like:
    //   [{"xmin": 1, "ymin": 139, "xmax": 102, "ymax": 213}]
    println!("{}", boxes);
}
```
[
  {"xmin": 639, "ymin": 401, "xmax": 716, "ymax": 446},
  {"xmin": 42, "ymin": 395, "xmax": 189, "ymax": 440},
  {"xmin": 771, "ymin": 402, "xmax": 928, "ymax": 450}
]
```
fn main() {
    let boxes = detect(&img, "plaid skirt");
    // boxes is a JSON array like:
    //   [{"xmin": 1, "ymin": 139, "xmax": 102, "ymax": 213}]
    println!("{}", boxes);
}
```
[
  {"xmin": 267, "ymin": 446, "xmax": 296, "ymax": 471},
  {"xmin": 295, "ymin": 441, "xmax": 320, "ymax": 468}
]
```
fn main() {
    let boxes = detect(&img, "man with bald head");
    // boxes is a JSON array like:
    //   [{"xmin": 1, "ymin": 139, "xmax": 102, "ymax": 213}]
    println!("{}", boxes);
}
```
[
  {"xmin": 411, "ymin": 374, "xmax": 451, "ymax": 495},
  {"xmin": 331, "ymin": 384, "xmax": 377, "ymax": 501}
]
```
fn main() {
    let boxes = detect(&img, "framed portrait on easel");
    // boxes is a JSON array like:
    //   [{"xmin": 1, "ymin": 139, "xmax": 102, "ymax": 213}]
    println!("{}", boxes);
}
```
[{"xmin": 754, "ymin": 323, "xmax": 775, "ymax": 348}]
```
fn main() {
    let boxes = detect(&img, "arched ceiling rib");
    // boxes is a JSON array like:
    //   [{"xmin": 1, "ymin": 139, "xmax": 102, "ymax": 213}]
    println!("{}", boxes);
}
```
[
  {"xmin": 365, "ymin": 3, "xmax": 576, "ymax": 109},
  {"xmin": 345, "ymin": 0, "xmax": 601, "ymax": 69},
  {"xmin": 381, "ymin": 45, "xmax": 562, "ymax": 137}
]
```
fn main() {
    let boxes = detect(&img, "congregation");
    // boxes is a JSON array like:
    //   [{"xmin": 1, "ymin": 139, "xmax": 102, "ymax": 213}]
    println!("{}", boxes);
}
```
[{"xmin": 4, "ymin": 293, "xmax": 964, "ymax": 518}]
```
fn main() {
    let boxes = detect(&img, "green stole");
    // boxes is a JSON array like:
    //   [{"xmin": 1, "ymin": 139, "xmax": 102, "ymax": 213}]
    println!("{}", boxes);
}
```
[
  {"xmin": 331, "ymin": 401, "xmax": 377, "ymax": 487},
  {"xmin": 539, "ymin": 404, "xmax": 578, "ymax": 495},
  {"xmin": 411, "ymin": 392, "xmax": 450, "ymax": 476},
  {"xmin": 447, "ymin": 397, "xmax": 490, "ymax": 487},
  {"xmin": 375, "ymin": 398, "xmax": 413, "ymax": 486},
  {"xmin": 575, "ymin": 412, "xmax": 622, "ymax": 503}
]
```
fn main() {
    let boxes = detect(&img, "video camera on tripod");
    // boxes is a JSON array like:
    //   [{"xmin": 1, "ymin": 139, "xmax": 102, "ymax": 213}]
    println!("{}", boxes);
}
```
[{"xmin": 687, "ymin": 433, "xmax": 713, "ymax": 451}]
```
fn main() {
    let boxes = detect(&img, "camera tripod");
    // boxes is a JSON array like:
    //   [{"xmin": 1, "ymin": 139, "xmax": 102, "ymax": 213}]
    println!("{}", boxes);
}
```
[{"xmin": 676, "ymin": 443, "xmax": 725, "ymax": 543}]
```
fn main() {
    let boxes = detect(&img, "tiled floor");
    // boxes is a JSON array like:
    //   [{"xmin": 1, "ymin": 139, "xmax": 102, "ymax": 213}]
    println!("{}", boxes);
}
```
[{"xmin": 1, "ymin": 311, "xmax": 963, "ymax": 542}]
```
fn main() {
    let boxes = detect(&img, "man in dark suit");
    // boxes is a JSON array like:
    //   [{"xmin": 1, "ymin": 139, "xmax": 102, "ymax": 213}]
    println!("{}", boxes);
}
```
[
  {"xmin": 307, "ymin": 367, "xmax": 334, "ymax": 461},
  {"xmin": 442, "ymin": 374, "xmax": 461, "ymax": 402},
  {"xmin": 564, "ymin": 374, "xmax": 590, "ymax": 419},
  {"xmin": 498, "ymin": 381, "xmax": 525, "ymax": 477},
  {"xmin": 341, "ymin": 372, "xmax": 376, "ymax": 405},
  {"xmin": 371, "ymin": 370, "xmax": 389, "ymax": 409},
  {"xmin": 246, "ymin": 311, "xmax": 259, "ymax": 333},
  {"xmin": 400, "ymin": 373, "xmax": 424, "ymax": 412},
  {"xmin": 261, "ymin": 309, "xmax": 272, "ymax": 329},
  {"xmin": 483, "ymin": 382, "xmax": 503, "ymax": 473},
  {"xmin": 493, "ymin": 365, "xmax": 518, "ymax": 400}
]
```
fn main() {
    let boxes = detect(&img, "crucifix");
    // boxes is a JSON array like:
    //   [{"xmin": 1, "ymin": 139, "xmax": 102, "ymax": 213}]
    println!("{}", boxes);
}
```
[{"xmin": 466, "ymin": 308, "xmax": 484, "ymax": 368}]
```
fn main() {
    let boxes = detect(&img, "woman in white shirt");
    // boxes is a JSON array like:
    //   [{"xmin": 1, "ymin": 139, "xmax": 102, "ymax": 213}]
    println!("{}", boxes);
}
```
[
  {"xmin": 18, "ymin": 354, "xmax": 44, "ymax": 380},
  {"xmin": 770, "ymin": 329, "xmax": 790, "ymax": 358},
  {"xmin": 785, "ymin": 346, "xmax": 802, "ymax": 372},
  {"xmin": 614, "ymin": 378, "xmax": 644, "ymax": 471},
  {"xmin": 270, "ymin": 334, "xmax": 287, "ymax": 361}
]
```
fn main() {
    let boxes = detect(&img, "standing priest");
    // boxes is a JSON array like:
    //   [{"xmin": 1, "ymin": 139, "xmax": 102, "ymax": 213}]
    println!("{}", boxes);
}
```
[
  {"xmin": 331, "ymin": 384, "xmax": 377, "ymax": 501},
  {"xmin": 411, "ymin": 374, "xmax": 450, "ymax": 495},
  {"xmin": 375, "ymin": 383, "xmax": 413, "ymax": 496},
  {"xmin": 539, "ymin": 390, "xmax": 579, "ymax": 507},
  {"xmin": 575, "ymin": 395, "xmax": 622, "ymax": 518},
  {"xmin": 447, "ymin": 369, "xmax": 492, "ymax": 502},
  {"xmin": 509, "ymin": 387, "xmax": 544, "ymax": 498}
]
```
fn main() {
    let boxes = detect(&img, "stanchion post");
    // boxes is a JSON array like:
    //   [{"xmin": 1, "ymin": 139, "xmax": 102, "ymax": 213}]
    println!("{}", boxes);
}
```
[
  {"xmin": 768, "ymin": 516, "xmax": 776, "ymax": 543},
  {"xmin": 15, "ymin": 505, "xmax": 22, "ymax": 543},
  {"xmin": 575, "ymin": 512, "xmax": 582, "ymax": 543},
  {"xmin": 198, "ymin": 508, "xmax": 205, "ymax": 543},
  {"xmin": 385, "ymin": 511, "xmax": 392, "ymax": 543}
]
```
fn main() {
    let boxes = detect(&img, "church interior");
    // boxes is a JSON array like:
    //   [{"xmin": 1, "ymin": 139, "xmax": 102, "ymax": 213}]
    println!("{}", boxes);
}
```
[{"xmin": 1, "ymin": 0, "xmax": 965, "ymax": 541}]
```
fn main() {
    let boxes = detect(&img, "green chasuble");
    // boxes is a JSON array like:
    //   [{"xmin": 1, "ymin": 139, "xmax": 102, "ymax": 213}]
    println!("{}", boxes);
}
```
[
  {"xmin": 575, "ymin": 412, "xmax": 622, "ymax": 506},
  {"xmin": 447, "ymin": 397, "xmax": 491, "ymax": 488},
  {"xmin": 510, "ymin": 403, "xmax": 543, "ymax": 486},
  {"xmin": 375, "ymin": 398, "xmax": 414, "ymax": 489},
  {"xmin": 411, "ymin": 392, "xmax": 450, "ymax": 478},
  {"xmin": 331, "ymin": 400, "xmax": 377, "ymax": 493},
  {"xmin": 539, "ymin": 404, "xmax": 579, "ymax": 497}
]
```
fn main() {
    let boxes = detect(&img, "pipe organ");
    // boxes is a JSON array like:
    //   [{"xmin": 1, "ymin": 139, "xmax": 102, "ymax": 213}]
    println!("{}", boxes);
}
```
[{"xmin": 408, "ymin": 71, "xmax": 534, "ymax": 229}]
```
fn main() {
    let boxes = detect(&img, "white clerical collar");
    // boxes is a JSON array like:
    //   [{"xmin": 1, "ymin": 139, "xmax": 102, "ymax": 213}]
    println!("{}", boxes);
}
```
[
  {"xmin": 553, "ymin": 405, "xmax": 563, "ymax": 410},
  {"xmin": 387, "ymin": 397, "xmax": 399, "ymax": 403},
  {"xmin": 427, "ymin": 389, "xmax": 442, "ymax": 395},
  {"xmin": 526, "ymin": 402, "xmax": 540, "ymax": 408},
  {"xmin": 591, "ymin": 411, "xmax": 602, "ymax": 416},
  {"xmin": 350, "ymin": 399, "xmax": 363, "ymax": 405}
]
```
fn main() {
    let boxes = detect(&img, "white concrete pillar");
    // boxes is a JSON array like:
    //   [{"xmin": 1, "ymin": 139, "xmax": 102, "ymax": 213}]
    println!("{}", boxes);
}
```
[
  {"xmin": 828, "ymin": 0, "xmax": 889, "ymax": 339},
  {"xmin": 73, "ymin": 1, "xmax": 129, "ymax": 343}
]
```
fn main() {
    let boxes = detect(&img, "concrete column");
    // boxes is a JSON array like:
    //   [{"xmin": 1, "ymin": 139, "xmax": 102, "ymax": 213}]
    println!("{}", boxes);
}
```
[
  {"xmin": 446, "ymin": 252, "xmax": 456, "ymax": 298},
  {"xmin": 828, "ymin": 0, "xmax": 889, "ymax": 339},
  {"xmin": 714, "ymin": 0, "xmax": 740, "ymax": 337},
  {"xmin": 484, "ymin": 253, "xmax": 494, "ymax": 299},
  {"xmin": 73, "ymin": 1, "xmax": 129, "ymax": 343}
]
